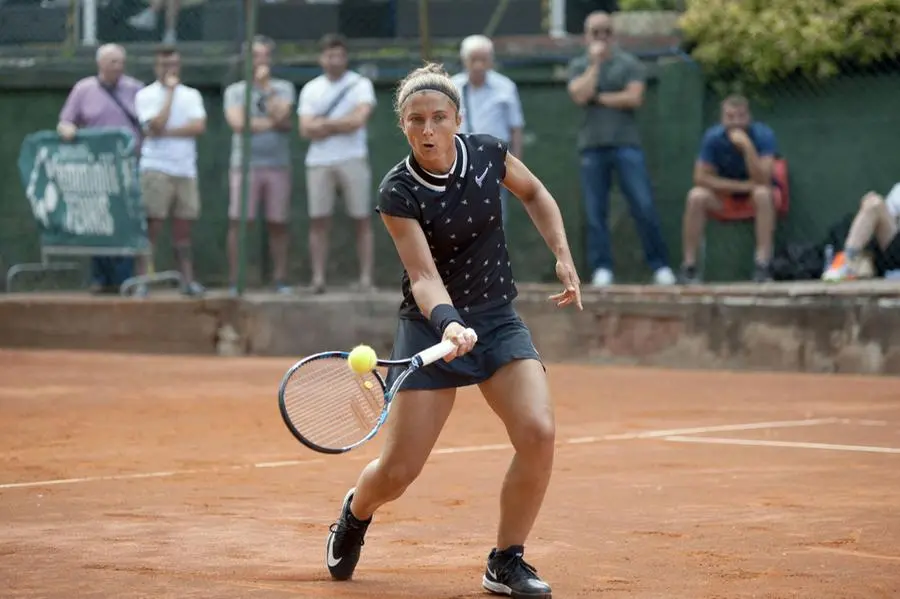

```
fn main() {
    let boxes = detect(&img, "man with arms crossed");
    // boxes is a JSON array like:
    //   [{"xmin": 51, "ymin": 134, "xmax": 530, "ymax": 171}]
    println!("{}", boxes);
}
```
[
  {"xmin": 567, "ymin": 11, "xmax": 675, "ymax": 287},
  {"xmin": 680, "ymin": 95, "xmax": 781, "ymax": 283},
  {"xmin": 224, "ymin": 35, "xmax": 296, "ymax": 294},
  {"xmin": 298, "ymin": 34, "xmax": 376, "ymax": 293},
  {"xmin": 134, "ymin": 45, "xmax": 206, "ymax": 296}
]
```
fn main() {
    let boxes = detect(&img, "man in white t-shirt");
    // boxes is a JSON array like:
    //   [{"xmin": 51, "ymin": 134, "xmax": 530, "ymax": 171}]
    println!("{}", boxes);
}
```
[
  {"xmin": 135, "ymin": 45, "xmax": 206, "ymax": 296},
  {"xmin": 298, "ymin": 34, "xmax": 376, "ymax": 293},
  {"xmin": 822, "ymin": 183, "xmax": 900, "ymax": 281}
]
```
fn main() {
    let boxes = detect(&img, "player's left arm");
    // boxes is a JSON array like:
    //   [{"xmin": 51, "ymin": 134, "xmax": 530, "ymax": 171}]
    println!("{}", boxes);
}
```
[{"xmin": 503, "ymin": 152, "xmax": 582, "ymax": 309}]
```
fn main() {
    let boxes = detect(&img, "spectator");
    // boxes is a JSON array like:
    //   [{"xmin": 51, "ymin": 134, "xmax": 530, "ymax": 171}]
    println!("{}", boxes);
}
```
[
  {"xmin": 566, "ymin": 11, "xmax": 675, "ymax": 287},
  {"xmin": 680, "ymin": 95, "xmax": 780, "ymax": 283},
  {"xmin": 450, "ymin": 34, "xmax": 525, "ymax": 228},
  {"xmin": 822, "ymin": 184, "xmax": 900, "ymax": 281},
  {"xmin": 298, "ymin": 34, "xmax": 376, "ymax": 293},
  {"xmin": 128, "ymin": 0, "xmax": 181, "ymax": 45},
  {"xmin": 57, "ymin": 43, "xmax": 144, "ymax": 295},
  {"xmin": 224, "ymin": 35, "xmax": 296, "ymax": 295},
  {"xmin": 134, "ymin": 45, "xmax": 207, "ymax": 297}
]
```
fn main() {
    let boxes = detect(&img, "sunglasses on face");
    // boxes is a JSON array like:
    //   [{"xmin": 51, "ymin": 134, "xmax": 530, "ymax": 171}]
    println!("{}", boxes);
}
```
[{"xmin": 590, "ymin": 26, "xmax": 613, "ymax": 38}]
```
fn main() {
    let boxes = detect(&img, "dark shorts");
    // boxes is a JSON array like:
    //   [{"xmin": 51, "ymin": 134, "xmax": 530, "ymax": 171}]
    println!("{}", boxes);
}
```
[{"xmin": 384, "ymin": 302, "xmax": 544, "ymax": 391}]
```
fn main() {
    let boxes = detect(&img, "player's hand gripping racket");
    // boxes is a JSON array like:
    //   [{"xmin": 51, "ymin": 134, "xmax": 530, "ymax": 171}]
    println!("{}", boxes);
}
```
[{"xmin": 277, "ymin": 331, "xmax": 477, "ymax": 455}]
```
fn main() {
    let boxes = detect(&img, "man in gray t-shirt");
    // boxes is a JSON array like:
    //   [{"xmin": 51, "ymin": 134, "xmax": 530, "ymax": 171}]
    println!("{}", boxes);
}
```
[
  {"xmin": 223, "ymin": 35, "xmax": 296, "ymax": 294},
  {"xmin": 567, "ymin": 11, "xmax": 674, "ymax": 288}
]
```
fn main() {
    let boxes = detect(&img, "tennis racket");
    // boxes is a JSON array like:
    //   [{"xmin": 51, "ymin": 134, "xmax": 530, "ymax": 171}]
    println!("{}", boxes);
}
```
[{"xmin": 277, "ymin": 332, "xmax": 477, "ymax": 455}]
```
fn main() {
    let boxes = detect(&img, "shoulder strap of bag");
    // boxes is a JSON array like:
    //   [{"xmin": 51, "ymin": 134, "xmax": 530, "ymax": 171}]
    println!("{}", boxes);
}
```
[
  {"xmin": 97, "ymin": 77, "xmax": 143, "ymax": 134},
  {"xmin": 319, "ymin": 75, "xmax": 362, "ymax": 119}
]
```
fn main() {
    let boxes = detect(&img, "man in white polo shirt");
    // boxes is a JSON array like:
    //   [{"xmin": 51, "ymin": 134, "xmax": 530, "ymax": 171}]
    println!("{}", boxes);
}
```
[
  {"xmin": 451, "ymin": 34, "xmax": 525, "ymax": 228},
  {"xmin": 298, "ymin": 33, "xmax": 376, "ymax": 293},
  {"xmin": 134, "ymin": 45, "xmax": 206, "ymax": 296}
]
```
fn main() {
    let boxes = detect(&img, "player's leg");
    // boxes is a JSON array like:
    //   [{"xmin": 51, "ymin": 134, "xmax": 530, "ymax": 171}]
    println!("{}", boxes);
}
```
[
  {"xmin": 227, "ymin": 167, "xmax": 259, "ymax": 292},
  {"xmin": 171, "ymin": 175, "xmax": 203, "ymax": 295},
  {"xmin": 262, "ymin": 167, "xmax": 292, "ymax": 292},
  {"xmin": 680, "ymin": 186, "xmax": 721, "ymax": 283},
  {"xmin": 337, "ymin": 157, "xmax": 374, "ymax": 289},
  {"xmin": 478, "ymin": 358, "xmax": 554, "ymax": 598},
  {"xmin": 307, "ymin": 165, "xmax": 336, "ymax": 293},
  {"xmin": 327, "ymin": 388, "xmax": 456, "ymax": 581}
]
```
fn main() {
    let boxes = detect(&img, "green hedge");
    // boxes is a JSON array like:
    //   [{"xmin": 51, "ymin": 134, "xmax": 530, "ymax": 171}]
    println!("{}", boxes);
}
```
[{"xmin": 679, "ymin": 0, "xmax": 900, "ymax": 94}]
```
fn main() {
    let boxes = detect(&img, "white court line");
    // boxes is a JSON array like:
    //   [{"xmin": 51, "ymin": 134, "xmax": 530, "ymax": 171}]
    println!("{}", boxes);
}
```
[
  {"xmin": 664, "ymin": 435, "xmax": 900, "ymax": 455},
  {"xmin": 568, "ymin": 417, "xmax": 839, "ymax": 444},
  {"xmin": 0, "ymin": 459, "xmax": 324, "ymax": 490},
  {"xmin": 0, "ymin": 417, "xmax": 876, "ymax": 491}
]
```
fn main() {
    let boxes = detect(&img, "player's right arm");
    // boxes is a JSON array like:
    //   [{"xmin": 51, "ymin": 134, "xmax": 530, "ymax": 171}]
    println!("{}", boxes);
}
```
[
  {"xmin": 380, "ymin": 213, "xmax": 453, "ymax": 320},
  {"xmin": 378, "ymin": 187, "xmax": 475, "ymax": 358}
]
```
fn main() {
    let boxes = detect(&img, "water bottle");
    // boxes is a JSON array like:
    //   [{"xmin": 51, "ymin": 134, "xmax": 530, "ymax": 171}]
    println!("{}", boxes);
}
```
[{"xmin": 823, "ymin": 244, "xmax": 834, "ymax": 272}]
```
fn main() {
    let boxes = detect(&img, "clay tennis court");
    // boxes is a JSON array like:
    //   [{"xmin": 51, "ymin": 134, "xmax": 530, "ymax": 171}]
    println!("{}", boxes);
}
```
[{"xmin": 1, "ymin": 348, "xmax": 898, "ymax": 598}]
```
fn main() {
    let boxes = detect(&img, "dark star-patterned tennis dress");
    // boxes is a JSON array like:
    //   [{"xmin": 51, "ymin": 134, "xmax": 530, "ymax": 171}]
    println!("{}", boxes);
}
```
[{"xmin": 376, "ymin": 133, "xmax": 543, "ymax": 390}]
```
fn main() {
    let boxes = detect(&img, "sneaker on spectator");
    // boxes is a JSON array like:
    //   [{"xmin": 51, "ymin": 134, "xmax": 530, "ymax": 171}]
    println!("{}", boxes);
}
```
[
  {"xmin": 753, "ymin": 261, "xmax": 773, "ymax": 283},
  {"xmin": 181, "ymin": 281, "xmax": 206, "ymax": 297},
  {"xmin": 821, "ymin": 252, "xmax": 856, "ymax": 282},
  {"xmin": 590, "ymin": 268, "xmax": 613, "ymax": 287},
  {"xmin": 679, "ymin": 264, "xmax": 701, "ymax": 285},
  {"xmin": 653, "ymin": 266, "xmax": 676, "ymax": 285},
  {"xmin": 274, "ymin": 281, "xmax": 293, "ymax": 295}
]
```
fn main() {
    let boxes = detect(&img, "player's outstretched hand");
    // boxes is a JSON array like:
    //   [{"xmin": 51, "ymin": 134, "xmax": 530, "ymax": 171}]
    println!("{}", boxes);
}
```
[
  {"xmin": 442, "ymin": 322, "xmax": 478, "ymax": 362},
  {"xmin": 550, "ymin": 259, "xmax": 583, "ymax": 310}
]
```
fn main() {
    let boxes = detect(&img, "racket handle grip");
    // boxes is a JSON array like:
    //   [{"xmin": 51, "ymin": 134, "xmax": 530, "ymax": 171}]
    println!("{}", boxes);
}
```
[{"xmin": 416, "ymin": 331, "xmax": 477, "ymax": 367}]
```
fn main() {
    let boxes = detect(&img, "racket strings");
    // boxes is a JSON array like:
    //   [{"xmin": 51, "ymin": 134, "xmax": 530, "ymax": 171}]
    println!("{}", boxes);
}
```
[{"xmin": 282, "ymin": 357, "xmax": 385, "ymax": 450}]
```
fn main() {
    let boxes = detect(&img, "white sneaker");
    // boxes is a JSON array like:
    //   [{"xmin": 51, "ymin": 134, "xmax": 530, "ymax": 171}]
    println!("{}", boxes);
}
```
[
  {"xmin": 127, "ymin": 8, "xmax": 157, "ymax": 30},
  {"xmin": 653, "ymin": 267, "xmax": 677, "ymax": 285},
  {"xmin": 591, "ymin": 268, "xmax": 613, "ymax": 287},
  {"xmin": 162, "ymin": 29, "xmax": 177, "ymax": 44}
]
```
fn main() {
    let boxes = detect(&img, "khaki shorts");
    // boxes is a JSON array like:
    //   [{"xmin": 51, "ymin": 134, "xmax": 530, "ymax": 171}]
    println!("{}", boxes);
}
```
[
  {"xmin": 228, "ymin": 167, "xmax": 292, "ymax": 224},
  {"xmin": 306, "ymin": 157, "xmax": 372, "ymax": 219},
  {"xmin": 140, "ymin": 170, "xmax": 201, "ymax": 220}
]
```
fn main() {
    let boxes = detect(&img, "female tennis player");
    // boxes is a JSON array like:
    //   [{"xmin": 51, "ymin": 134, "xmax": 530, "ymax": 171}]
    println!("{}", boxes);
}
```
[{"xmin": 325, "ymin": 62, "xmax": 582, "ymax": 599}]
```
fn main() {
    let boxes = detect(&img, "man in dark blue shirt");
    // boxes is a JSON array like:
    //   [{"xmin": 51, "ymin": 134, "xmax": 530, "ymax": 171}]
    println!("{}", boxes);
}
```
[{"xmin": 679, "ymin": 95, "xmax": 781, "ymax": 283}]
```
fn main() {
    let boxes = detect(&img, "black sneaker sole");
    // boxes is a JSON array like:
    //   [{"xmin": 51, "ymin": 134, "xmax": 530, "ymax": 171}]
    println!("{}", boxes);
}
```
[{"xmin": 482, "ymin": 575, "xmax": 552, "ymax": 599}]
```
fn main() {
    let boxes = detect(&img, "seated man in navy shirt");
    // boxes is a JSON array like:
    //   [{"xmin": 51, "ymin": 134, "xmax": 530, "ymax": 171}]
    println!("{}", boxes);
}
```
[{"xmin": 680, "ymin": 95, "xmax": 781, "ymax": 283}]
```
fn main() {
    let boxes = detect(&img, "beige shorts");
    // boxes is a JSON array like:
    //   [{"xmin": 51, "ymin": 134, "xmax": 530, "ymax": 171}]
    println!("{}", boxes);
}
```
[
  {"xmin": 228, "ymin": 167, "xmax": 292, "ymax": 224},
  {"xmin": 141, "ymin": 170, "xmax": 200, "ymax": 220},
  {"xmin": 306, "ymin": 157, "xmax": 372, "ymax": 220}
]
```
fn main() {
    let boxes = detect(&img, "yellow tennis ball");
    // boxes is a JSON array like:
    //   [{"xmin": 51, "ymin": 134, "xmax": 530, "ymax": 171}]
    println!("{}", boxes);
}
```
[{"xmin": 348, "ymin": 344, "xmax": 377, "ymax": 374}]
